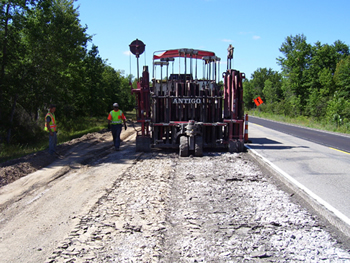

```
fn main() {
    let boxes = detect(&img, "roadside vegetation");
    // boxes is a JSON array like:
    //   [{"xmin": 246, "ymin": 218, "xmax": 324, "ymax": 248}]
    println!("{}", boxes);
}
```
[
  {"xmin": 244, "ymin": 35, "xmax": 350, "ymax": 134},
  {"xmin": 0, "ymin": 1, "xmax": 136, "ymax": 162},
  {"xmin": 0, "ymin": 111, "xmax": 136, "ymax": 163},
  {"xmin": 0, "ymin": 117, "xmax": 104, "ymax": 162}
]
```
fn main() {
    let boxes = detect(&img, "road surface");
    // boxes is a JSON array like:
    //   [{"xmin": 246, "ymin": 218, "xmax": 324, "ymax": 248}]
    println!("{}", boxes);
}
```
[{"xmin": 247, "ymin": 116, "xmax": 350, "ymax": 235}]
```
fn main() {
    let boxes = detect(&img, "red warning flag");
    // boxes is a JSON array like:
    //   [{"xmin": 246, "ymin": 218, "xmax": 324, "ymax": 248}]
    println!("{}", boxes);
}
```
[{"xmin": 254, "ymin": 96, "xmax": 264, "ymax": 107}]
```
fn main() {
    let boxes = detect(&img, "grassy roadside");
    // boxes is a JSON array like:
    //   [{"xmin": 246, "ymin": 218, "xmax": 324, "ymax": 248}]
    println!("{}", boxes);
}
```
[
  {"xmin": 247, "ymin": 109, "xmax": 350, "ymax": 135},
  {"xmin": 0, "ymin": 111, "xmax": 136, "ymax": 163}
]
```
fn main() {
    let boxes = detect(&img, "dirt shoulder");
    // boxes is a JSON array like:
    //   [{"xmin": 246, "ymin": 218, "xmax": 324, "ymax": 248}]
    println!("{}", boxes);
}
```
[
  {"xmin": 0, "ymin": 127, "xmax": 137, "ymax": 188},
  {"xmin": 0, "ymin": 128, "xmax": 138, "ymax": 263}
]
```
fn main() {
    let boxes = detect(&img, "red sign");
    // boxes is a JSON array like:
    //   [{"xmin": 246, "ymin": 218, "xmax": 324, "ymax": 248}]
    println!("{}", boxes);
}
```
[{"xmin": 254, "ymin": 97, "xmax": 264, "ymax": 106}]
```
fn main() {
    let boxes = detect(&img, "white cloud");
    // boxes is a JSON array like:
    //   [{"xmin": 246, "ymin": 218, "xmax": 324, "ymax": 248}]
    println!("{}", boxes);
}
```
[
  {"xmin": 222, "ymin": 39, "xmax": 233, "ymax": 43},
  {"xmin": 252, "ymin": 35, "xmax": 261, "ymax": 40},
  {"xmin": 123, "ymin": 50, "xmax": 132, "ymax": 56}
]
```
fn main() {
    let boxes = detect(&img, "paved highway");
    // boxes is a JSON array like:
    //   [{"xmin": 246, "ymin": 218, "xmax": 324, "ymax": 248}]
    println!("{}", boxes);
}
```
[
  {"xmin": 249, "ymin": 116, "xmax": 350, "ymax": 153},
  {"xmin": 247, "ymin": 116, "xmax": 350, "ymax": 233}
]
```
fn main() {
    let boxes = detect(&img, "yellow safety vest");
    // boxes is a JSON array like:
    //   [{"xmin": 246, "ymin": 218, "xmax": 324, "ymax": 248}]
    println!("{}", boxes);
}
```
[
  {"xmin": 110, "ymin": 110, "xmax": 123, "ymax": 124},
  {"xmin": 45, "ymin": 112, "xmax": 57, "ymax": 132}
]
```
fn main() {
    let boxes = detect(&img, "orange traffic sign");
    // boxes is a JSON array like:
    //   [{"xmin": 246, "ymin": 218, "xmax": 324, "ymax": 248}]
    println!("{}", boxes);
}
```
[{"xmin": 254, "ymin": 96, "xmax": 263, "ymax": 106}]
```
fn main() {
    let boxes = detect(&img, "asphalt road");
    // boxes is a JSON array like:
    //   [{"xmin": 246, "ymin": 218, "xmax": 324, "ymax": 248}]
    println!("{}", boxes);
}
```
[
  {"xmin": 247, "ymin": 116, "xmax": 350, "ymax": 234},
  {"xmin": 249, "ymin": 116, "xmax": 350, "ymax": 153}
]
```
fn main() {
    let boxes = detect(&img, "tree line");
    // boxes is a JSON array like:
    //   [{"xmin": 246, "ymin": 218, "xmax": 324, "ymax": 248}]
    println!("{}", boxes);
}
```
[
  {"xmin": 244, "ymin": 34, "xmax": 350, "ymax": 131},
  {"xmin": 0, "ymin": 0, "xmax": 135, "ymax": 145}
]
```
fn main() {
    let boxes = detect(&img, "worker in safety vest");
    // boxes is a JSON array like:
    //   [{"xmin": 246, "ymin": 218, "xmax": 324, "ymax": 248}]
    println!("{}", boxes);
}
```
[
  {"xmin": 107, "ymin": 103, "xmax": 127, "ymax": 151},
  {"xmin": 45, "ymin": 104, "xmax": 58, "ymax": 156}
]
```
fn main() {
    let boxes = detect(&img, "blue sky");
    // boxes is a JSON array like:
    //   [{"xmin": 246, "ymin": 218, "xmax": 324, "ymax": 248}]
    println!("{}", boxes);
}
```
[{"xmin": 73, "ymin": 0, "xmax": 350, "ymax": 80}]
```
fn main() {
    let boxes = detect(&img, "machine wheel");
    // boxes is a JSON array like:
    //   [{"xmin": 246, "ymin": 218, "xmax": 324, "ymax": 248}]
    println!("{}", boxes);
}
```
[
  {"xmin": 228, "ymin": 140, "xmax": 244, "ymax": 153},
  {"xmin": 228, "ymin": 140, "xmax": 238, "ymax": 153},
  {"xmin": 238, "ymin": 141, "xmax": 245, "ymax": 152},
  {"xmin": 179, "ymin": 136, "xmax": 189, "ymax": 157},
  {"xmin": 136, "ymin": 136, "xmax": 151, "ymax": 152},
  {"xmin": 194, "ymin": 136, "xmax": 203, "ymax": 157}
]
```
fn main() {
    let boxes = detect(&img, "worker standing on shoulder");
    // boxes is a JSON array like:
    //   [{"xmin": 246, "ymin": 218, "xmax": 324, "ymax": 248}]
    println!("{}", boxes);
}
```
[
  {"xmin": 108, "ymin": 103, "xmax": 127, "ymax": 151},
  {"xmin": 45, "ymin": 104, "xmax": 58, "ymax": 156}
]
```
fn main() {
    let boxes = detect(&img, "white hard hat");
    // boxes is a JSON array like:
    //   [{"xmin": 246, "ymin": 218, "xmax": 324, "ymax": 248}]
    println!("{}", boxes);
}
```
[{"xmin": 113, "ymin": 103, "xmax": 119, "ymax": 108}]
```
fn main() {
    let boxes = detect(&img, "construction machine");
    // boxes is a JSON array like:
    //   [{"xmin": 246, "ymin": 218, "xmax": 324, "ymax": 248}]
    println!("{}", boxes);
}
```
[{"xmin": 130, "ymin": 39, "xmax": 245, "ymax": 157}]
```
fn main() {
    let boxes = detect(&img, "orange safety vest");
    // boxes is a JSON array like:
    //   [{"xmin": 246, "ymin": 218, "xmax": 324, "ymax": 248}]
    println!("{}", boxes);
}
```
[{"xmin": 45, "ymin": 112, "xmax": 57, "ymax": 132}]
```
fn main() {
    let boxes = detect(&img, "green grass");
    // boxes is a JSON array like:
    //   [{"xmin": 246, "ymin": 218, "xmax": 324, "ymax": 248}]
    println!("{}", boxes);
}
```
[
  {"xmin": 0, "ymin": 111, "xmax": 137, "ymax": 163},
  {"xmin": 58, "ymin": 121, "xmax": 106, "ymax": 144},
  {"xmin": 247, "ymin": 109, "xmax": 350, "ymax": 135},
  {"xmin": 125, "ymin": 110, "xmax": 137, "ymax": 121},
  {"xmin": 0, "ymin": 142, "xmax": 47, "ymax": 163}
]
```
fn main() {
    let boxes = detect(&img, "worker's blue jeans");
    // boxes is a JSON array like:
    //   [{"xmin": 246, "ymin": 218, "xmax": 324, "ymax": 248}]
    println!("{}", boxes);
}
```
[
  {"xmin": 49, "ymin": 132, "xmax": 57, "ymax": 155},
  {"xmin": 111, "ymin": 124, "xmax": 122, "ymax": 150}
]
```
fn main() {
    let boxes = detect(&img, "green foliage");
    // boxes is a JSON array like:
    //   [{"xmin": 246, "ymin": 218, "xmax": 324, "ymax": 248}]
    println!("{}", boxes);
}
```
[
  {"xmin": 245, "ymin": 34, "xmax": 350, "ymax": 133},
  {"xmin": 326, "ymin": 92, "xmax": 350, "ymax": 128},
  {"xmin": 243, "ymin": 80, "xmax": 254, "ymax": 109},
  {"xmin": 305, "ymin": 89, "xmax": 327, "ymax": 119},
  {"xmin": 334, "ymin": 55, "xmax": 350, "ymax": 99},
  {"xmin": 243, "ymin": 68, "xmax": 282, "ymax": 110},
  {"xmin": 277, "ymin": 34, "xmax": 312, "ymax": 112},
  {"xmin": 0, "ymin": 0, "xmax": 135, "ymax": 145}
]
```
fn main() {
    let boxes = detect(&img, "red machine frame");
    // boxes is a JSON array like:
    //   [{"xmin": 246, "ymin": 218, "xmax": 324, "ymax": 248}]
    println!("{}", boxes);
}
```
[{"xmin": 131, "ymin": 42, "xmax": 245, "ymax": 156}]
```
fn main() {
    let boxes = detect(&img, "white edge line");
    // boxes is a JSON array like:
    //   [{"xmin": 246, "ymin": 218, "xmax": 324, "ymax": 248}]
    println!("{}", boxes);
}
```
[{"xmin": 246, "ymin": 145, "xmax": 350, "ymax": 227}]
